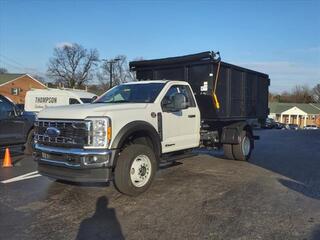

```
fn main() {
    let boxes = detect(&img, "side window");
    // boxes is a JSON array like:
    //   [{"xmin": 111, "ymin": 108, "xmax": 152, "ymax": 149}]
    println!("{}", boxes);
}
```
[
  {"xmin": 161, "ymin": 86, "xmax": 179, "ymax": 110},
  {"xmin": 182, "ymin": 85, "xmax": 196, "ymax": 107},
  {"xmin": 161, "ymin": 85, "xmax": 196, "ymax": 110},
  {"xmin": 0, "ymin": 97, "xmax": 15, "ymax": 119},
  {"xmin": 69, "ymin": 98, "xmax": 80, "ymax": 104}
]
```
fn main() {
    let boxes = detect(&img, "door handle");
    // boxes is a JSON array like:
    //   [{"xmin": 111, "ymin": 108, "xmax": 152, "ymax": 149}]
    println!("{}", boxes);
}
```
[{"xmin": 188, "ymin": 114, "xmax": 196, "ymax": 118}]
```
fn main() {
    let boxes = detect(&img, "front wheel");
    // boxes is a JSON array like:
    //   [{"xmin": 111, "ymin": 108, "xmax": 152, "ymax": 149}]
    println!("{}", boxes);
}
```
[
  {"xmin": 114, "ymin": 144, "xmax": 157, "ymax": 196},
  {"xmin": 24, "ymin": 129, "xmax": 35, "ymax": 155}
]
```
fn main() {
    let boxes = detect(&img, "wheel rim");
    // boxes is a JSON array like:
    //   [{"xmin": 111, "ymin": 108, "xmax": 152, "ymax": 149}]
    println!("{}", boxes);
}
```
[
  {"xmin": 130, "ymin": 154, "xmax": 152, "ymax": 188},
  {"xmin": 242, "ymin": 136, "xmax": 251, "ymax": 156}
]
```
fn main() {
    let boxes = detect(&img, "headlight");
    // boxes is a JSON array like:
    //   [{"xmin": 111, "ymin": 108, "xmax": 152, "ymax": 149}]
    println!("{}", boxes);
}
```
[{"xmin": 85, "ymin": 117, "xmax": 111, "ymax": 149}]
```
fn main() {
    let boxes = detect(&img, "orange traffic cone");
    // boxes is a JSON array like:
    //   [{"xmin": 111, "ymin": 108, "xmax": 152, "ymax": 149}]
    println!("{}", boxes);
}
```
[{"xmin": 2, "ymin": 148, "xmax": 13, "ymax": 168}]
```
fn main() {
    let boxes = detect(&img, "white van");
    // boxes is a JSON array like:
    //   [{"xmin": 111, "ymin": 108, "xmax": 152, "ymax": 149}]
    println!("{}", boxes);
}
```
[{"xmin": 25, "ymin": 88, "xmax": 97, "ymax": 113}]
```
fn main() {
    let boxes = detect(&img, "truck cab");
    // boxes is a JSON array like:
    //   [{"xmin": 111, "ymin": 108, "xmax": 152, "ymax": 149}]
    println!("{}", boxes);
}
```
[{"xmin": 34, "ymin": 81, "xmax": 203, "ymax": 194}]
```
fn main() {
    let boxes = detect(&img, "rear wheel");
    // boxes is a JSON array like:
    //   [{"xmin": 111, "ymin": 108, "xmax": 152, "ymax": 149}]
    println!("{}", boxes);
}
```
[
  {"xmin": 232, "ymin": 130, "xmax": 253, "ymax": 161},
  {"xmin": 114, "ymin": 144, "xmax": 157, "ymax": 196},
  {"xmin": 223, "ymin": 144, "xmax": 234, "ymax": 160}
]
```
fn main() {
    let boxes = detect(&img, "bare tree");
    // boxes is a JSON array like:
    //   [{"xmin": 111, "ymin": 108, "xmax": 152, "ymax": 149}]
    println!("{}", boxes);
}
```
[
  {"xmin": 276, "ymin": 91, "xmax": 290, "ymax": 103},
  {"xmin": 273, "ymin": 85, "xmax": 314, "ymax": 103},
  {"xmin": 47, "ymin": 43, "xmax": 99, "ymax": 88},
  {"xmin": 97, "ymin": 55, "xmax": 135, "ymax": 91},
  {"xmin": 312, "ymin": 84, "xmax": 320, "ymax": 103},
  {"xmin": 0, "ymin": 67, "xmax": 8, "ymax": 74},
  {"xmin": 291, "ymin": 85, "xmax": 312, "ymax": 103},
  {"xmin": 30, "ymin": 74, "xmax": 46, "ymax": 83}
]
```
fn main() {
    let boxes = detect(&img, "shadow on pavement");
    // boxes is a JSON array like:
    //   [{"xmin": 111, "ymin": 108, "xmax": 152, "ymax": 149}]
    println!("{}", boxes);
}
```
[
  {"xmin": 56, "ymin": 179, "xmax": 110, "ymax": 188},
  {"xmin": 250, "ymin": 130, "xmax": 320, "ymax": 200},
  {"xmin": 159, "ymin": 161, "xmax": 183, "ymax": 170},
  {"xmin": 278, "ymin": 179, "xmax": 320, "ymax": 200},
  {"xmin": 195, "ymin": 148, "xmax": 226, "ymax": 159},
  {"xmin": 76, "ymin": 196, "xmax": 124, "ymax": 240}
]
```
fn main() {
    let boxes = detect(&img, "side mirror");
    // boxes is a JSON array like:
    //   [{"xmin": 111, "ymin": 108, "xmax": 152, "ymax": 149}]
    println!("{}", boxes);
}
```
[
  {"xmin": 162, "ymin": 97, "xmax": 172, "ymax": 107},
  {"xmin": 172, "ymin": 93, "xmax": 188, "ymax": 111}
]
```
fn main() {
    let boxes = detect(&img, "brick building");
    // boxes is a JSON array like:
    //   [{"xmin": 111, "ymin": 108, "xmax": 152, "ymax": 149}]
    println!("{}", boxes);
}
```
[
  {"xmin": 269, "ymin": 102, "xmax": 320, "ymax": 127},
  {"xmin": 0, "ymin": 73, "xmax": 47, "ymax": 103}
]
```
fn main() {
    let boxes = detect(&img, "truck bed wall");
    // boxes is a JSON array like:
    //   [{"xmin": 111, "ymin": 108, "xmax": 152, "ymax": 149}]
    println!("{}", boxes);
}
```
[{"xmin": 130, "ymin": 56, "xmax": 270, "ymax": 122}]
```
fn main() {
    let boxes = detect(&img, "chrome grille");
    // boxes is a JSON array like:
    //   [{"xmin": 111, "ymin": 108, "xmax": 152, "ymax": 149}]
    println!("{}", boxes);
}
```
[{"xmin": 35, "ymin": 120, "xmax": 89, "ymax": 148}]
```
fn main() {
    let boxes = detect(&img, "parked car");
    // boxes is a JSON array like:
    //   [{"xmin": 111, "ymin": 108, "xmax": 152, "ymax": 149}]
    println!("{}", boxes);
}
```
[
  {"xmin": 275, "ymin": 122, "xmax": 286, "ymax": 129},
  {"xmin": 303, "ymin": 125, "xmax": 318, "ymax": 130},
  {"xmin": 262, "ymin": 118, "xmax": 276, "ymax": 129},
  {"xmin": 0, "ymin": 95, "xmax": 35, "ymax": 154},
  {"xmin": 286, "ymin": 124, "xmax": 299, "ymax": 130}
]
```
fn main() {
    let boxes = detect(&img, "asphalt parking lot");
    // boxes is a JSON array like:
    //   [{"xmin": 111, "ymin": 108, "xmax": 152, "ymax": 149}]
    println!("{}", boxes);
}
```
[{"xmin": 1, "ymin": 130, "xmax": 320, "ymax": 240}]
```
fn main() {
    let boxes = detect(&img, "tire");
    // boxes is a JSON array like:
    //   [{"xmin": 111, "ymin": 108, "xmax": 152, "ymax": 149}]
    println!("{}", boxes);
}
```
[
  {"xmin": 24, "ymin": 129, "xmax": 35, "ymax": 155},
  {"xmin": 223, "ymin": 144, "xmax": 235, "ymax": 160},
  {"xmin": 114, "ymin": 144, "xmax": 157, "ymax": 196},
  {"xmin": 232, "ymin": 130, "xmax": 253, "ymax": 161}
]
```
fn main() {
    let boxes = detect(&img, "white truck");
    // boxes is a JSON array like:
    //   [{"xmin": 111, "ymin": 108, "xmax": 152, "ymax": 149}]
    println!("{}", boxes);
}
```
[
  {"xmin": 34, "ymin": 52, "xmax": 269, "ymax": 196},
  {"xmin": 25, "ymin": 88, "xmax": 96, "ymax": 113}
]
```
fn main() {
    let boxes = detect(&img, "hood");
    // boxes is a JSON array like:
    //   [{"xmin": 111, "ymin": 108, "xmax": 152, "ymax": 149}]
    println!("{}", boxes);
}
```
[{"xmin": 37, "ymin": 103, "xmax": 148, "ymax": 119}]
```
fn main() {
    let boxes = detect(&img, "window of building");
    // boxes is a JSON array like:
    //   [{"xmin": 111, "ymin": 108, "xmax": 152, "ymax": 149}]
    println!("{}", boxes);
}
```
[{"xmin": 11, "ymin": 88, "xmax": 20, "ymax": 95}]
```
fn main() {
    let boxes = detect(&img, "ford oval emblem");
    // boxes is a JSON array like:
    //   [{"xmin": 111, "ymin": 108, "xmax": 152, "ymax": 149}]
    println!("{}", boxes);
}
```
[{"xmin": 45, "ymin": 127, "xmax": 60, "ymax": 138}]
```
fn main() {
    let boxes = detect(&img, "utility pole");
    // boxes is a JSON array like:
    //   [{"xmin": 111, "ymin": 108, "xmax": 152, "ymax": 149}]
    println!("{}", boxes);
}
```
[
  {"xmin": 102, "ymin": 58, "xmax": 121, "ymax": 89},
  {"xmin": 109, "ymin": 61, "xmax": 113, "ymax": 89}
]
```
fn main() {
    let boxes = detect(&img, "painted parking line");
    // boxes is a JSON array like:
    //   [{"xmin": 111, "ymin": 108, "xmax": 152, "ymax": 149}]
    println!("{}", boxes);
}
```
[{"xmin": 1, "ymin": 171, "xmax": 42, "ymax": 184}]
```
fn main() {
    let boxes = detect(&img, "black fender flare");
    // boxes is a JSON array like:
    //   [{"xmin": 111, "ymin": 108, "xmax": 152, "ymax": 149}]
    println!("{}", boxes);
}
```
[{"xmin": 111, "ymin": 121, "xmax": 162, "ymax": 160}]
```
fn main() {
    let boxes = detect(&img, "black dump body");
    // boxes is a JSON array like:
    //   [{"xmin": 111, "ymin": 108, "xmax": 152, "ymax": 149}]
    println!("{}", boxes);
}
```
[{"xmin": 130, "ymin": 51, "xmax": 269, "ymax": 123}]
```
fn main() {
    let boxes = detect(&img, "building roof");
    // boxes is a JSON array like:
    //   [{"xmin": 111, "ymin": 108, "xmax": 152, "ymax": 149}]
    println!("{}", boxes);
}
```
[
  {"xmin": 0, "ymin": 73, "xmax": 47, "ymax": 88},
  {"xmin": 269, "ymin": 102, "xmax": 320, "ymax": 115},
  {"xmin": 0, "ymin": 73, "xmax": 25, "ymax": 85},
  {"xmin": 311, "ymin": 103, "xmax": 320, "ymax": 110}
]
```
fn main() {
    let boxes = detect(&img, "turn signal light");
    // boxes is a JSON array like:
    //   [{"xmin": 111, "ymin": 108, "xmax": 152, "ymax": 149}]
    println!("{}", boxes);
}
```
[{"xmin": 107, "ymin": 126, "xmax": 112, "ymax": 143}]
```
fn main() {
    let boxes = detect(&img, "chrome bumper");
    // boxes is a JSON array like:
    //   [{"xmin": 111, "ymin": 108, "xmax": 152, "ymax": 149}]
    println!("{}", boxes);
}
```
[{"xmin": 34, "ymin": 144, "xmax": 115, "ymax": 169}]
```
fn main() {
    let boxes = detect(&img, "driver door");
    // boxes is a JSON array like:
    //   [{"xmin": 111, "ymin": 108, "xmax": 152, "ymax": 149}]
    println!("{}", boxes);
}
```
[{"xmin": 161, "ymin": 85, "xmax": 200, "ymax": 153}]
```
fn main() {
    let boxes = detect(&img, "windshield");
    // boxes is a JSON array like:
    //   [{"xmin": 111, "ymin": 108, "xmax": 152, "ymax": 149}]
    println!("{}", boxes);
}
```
[{"xmin": 94, "ymin": 83, "xmax": 165, "ymax": 103}]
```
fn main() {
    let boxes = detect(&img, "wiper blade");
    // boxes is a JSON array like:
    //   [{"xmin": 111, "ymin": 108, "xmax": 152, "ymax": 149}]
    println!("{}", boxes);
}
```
[
  {"xmin": 94, "ymin": 100, "xmax": 131, "ymax": 103},
  {"xmin": 110, "ymin": 100, "xmax": 131, "ymax": 103}
]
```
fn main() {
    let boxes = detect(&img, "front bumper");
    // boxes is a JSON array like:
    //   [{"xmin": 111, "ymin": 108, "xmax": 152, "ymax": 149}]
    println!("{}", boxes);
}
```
[{"xmin": 34, "ymin": 144, "xmax": 116, "ymax": 182}]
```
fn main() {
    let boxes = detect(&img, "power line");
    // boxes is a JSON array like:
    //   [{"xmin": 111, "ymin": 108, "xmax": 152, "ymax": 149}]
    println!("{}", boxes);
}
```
[
  {"xmin": 0, "ymin": 59, "xmax": 26, "ymax": 71},
  {"xmin": 0, "ymin": 54, "xmax": 25, "ymax": 68},
  {"xmin": 0, "ymin": 56, "xmax": 46, "ymax": 77}
]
